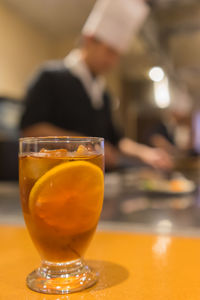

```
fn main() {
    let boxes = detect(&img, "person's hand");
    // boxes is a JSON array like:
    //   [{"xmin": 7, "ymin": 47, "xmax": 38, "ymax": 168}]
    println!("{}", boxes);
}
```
[
  {"xmin": 118, "ymin": 137, "xmax": 173, "ymax": 170},
  {"xmin": 139, "ymin": 146, "xmax": 174, "ymax": 170}
]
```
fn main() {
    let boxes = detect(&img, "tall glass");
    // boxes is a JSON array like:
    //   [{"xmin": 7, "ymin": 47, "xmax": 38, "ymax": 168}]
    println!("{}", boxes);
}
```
[{"xmin": 19, "ymin": 137, "xmax": 104, "ymax": 294}]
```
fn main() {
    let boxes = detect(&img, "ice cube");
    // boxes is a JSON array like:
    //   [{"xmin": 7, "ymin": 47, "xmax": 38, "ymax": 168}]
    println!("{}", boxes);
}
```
[
  {"xmin": 40, "ymin": 148, "xmax": 68, "ymax": 157},
  {"xmin": 76, "ymin": 145, "xmax": 88, "ymax": 155}
]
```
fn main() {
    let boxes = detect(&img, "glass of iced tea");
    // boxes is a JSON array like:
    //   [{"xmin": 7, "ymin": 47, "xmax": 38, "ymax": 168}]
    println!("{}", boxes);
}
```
[{"xmin": 19, "ymin": 136, "xmax": 104, "ymax": 294}]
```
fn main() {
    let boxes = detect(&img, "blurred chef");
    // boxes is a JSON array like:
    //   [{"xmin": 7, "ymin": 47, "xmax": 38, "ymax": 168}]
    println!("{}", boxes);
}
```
[{"xmin": 20, "ymin": 0, "xmax": 173, "ymax": 170}]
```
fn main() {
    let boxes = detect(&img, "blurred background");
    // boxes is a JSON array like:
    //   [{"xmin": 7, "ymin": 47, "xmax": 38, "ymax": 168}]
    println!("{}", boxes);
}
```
[
  {"xmin": 1, "ymin": 0, "xmax": 200, "ymax": 149},
  {"xmin": 1, "ymin": 0, "xmax": 200, "ymax": 232}
]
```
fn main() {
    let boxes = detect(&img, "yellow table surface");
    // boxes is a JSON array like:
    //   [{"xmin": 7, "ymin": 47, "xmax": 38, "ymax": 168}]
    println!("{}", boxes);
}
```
[{"xmin": 1, "ymin": 226, "xmax": 200, "ymax": 299}]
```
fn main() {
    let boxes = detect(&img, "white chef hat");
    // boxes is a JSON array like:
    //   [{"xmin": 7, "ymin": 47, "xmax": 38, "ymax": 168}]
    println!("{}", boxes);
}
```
[{"xmin": 82, "ymin": 0, "xmax": 149, "ymax": 53}]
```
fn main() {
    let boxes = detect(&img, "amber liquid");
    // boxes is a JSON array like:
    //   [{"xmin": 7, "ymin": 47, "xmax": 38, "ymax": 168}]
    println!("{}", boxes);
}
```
[{"xmin": 19, "ymin": 152, "xmax": 104, "ymax": 262}]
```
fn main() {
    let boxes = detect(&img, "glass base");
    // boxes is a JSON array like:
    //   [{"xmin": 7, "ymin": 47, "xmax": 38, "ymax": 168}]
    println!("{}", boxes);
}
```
[{"xmin": 26, "ymin": 259, "xmax": 98, "ymax": 294}]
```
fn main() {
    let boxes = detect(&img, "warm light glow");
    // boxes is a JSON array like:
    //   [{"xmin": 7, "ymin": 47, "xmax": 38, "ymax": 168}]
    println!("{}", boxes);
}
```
[
  {"xmin": 153, "ymin": 77, "xmax": 170, "ymax": 109},
  {"xmin": 157, "ymin": 219, "xmax": 172, "ymax": 229},
  {"xmin": 156, "ymin": 218, "xmax": 172, "ymax": 234},
  {"xmin": 149, "ymin": 67, "xmax": 165, "ymax": 82},
  {"xmin": 153, "ymin": 236, "xmax": 171, "ymax": 256}
]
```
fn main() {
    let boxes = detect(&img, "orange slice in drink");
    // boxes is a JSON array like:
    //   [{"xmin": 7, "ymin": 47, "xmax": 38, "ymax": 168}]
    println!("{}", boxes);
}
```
[{"xmin": 29, "ymin": 161, "xmax": 104, "ymax": 235}]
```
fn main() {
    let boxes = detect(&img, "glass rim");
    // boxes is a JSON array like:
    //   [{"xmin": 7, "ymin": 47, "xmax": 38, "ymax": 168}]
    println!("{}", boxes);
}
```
[{"xmin": 19, "ymin": 136, "xmax": 104, "ymax": 143}]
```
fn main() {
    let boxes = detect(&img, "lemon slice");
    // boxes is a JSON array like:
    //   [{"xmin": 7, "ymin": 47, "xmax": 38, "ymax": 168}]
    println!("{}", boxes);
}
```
[{"xmin": 29, "ymin": 161, "xmax": 104, "ymax": 234}]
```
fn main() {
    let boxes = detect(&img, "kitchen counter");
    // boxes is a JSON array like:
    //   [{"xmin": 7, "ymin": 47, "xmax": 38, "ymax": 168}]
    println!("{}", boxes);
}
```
[
  {"xmin": 1, "ymin": 178, "xmax": 200, "ymax": 236},
  {"xmin": 1, "ymin": 165, "xmax": 200, "ymax": 235}
]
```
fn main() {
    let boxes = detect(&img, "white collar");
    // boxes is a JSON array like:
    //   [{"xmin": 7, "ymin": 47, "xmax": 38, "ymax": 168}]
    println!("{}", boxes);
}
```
[{"xmin": 64, "ymin": 49, "xmax": 105, "ymax": 109}]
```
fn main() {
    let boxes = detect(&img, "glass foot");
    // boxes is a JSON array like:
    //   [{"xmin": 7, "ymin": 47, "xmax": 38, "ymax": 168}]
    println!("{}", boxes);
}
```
[{"xmin": 26, "ymin": 259, "xmax": 98, "ymax": 294}]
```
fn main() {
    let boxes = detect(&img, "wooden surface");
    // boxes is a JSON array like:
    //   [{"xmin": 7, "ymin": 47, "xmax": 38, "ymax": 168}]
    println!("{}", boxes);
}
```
[{"xmin": 1, "ymin": 226, "xmax": 200, "ymax": 299}]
